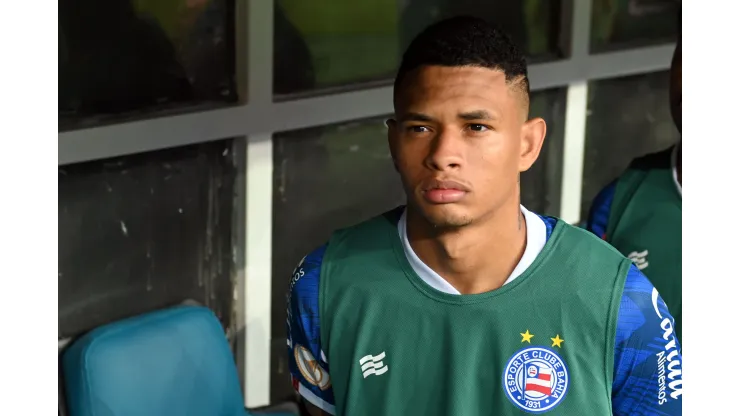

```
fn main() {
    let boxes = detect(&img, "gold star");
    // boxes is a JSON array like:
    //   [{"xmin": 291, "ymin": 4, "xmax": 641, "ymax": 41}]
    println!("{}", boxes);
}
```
[
  {"xmin": 551, "ymin": 334, "xmax": 564, "ymax": 348},
  {"xmin": 520, "ymin": 330, "xmax": 534, "ymax": 343}
]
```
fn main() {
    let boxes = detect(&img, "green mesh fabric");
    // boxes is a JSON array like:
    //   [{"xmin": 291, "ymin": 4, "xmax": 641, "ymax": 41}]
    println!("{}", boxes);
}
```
[{"xmin": 319, "ymin": 211, "xmax": 629, "ymax": 415}]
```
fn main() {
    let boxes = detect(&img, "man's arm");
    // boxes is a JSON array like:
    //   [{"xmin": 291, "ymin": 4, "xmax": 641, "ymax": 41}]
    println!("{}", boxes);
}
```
[
  {"xmin": 586, "ymin": 181, "xmax": 616, "ymax": 239},
  {"xmin": 612, "ymin": 264, "xmax": 682, "ymax": 415},
  {"xmin": 286, "ymin": 244, "xmax": 337, "ymax": 416}
]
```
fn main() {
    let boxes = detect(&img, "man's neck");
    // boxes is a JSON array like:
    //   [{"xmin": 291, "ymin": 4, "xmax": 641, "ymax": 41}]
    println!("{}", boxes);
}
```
[{"xmin": 405, "ymin": 202, "xmax": 527, "ymax": 294}]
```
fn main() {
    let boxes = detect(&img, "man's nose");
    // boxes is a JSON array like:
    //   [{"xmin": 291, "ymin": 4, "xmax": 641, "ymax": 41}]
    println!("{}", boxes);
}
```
[{"xmin": 424, "ymin": 129, "xmax": 464, "ymax": 171}]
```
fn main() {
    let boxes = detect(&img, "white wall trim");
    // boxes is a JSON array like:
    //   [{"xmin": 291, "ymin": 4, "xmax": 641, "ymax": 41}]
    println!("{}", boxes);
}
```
[
  {"xmin": 243, "ymin": 134, "xmax": 273, "ymax": 407},
  {"xmin": 241, "ymin": 0, "xmax": 274, "ymax": 408},
  {"xmin": 558, "ymin": 0, "xmax": 592, "ymax": 223},
  {"xmin": 560, "ymin": 82, "xmax": 589, "ymax": 224}
]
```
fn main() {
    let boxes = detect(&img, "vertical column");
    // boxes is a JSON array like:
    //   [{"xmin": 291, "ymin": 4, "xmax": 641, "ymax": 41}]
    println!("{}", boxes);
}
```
[
  {"xmin": 235, "ymin": 0, "xmax": 275, "ymax": 408},
  {"xmin": 559, "ymin": 0, "xmax": 593, "ymax": 224},
  {"xmin": 560, "ymin": 83, "xmax": 589, "ymax": 224},
  {"xmin": 243, "ymin": 133, "xmax": 273, "ymax": 407}
]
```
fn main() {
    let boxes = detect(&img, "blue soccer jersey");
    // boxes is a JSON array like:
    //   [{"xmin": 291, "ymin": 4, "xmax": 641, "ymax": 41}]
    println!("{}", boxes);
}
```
[{"xmin": 586, "ymin": 181, "xmax": 617, "ymax": 241}]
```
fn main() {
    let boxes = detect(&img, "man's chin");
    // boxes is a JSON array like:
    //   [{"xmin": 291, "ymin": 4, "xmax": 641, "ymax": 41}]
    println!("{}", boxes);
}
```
[{"xmin": 416, "ymin": 204, "xmax": 474, "ymax": 228}]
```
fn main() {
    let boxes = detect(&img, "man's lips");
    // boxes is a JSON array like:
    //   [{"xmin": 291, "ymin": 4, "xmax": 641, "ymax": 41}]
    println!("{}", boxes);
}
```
[{"xmin": 421, "ymin": 179, "xmax": 470, "ymax": 204}]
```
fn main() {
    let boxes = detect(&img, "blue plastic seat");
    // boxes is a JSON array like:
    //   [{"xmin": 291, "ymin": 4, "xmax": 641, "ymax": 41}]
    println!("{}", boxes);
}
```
[{"xmin": 62, "ymin": 305, "xmax": 296, "ymax": 416}]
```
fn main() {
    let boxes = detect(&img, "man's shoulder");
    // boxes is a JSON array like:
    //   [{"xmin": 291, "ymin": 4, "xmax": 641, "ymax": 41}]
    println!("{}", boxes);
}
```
[
  {"xmin": 331, "ymin": 206, "xmax": 405, "ymax": 239},
  {"xmin": 286, "ymin": 247, "xmax": 337, "ymax": 414},
  {"xmin": 545, "ymin": 219, "xmax": 635, "ymax": 289},
  {"xmin": 291, "ymin": 207, "xmax": 405, "ymax": 290},
  {"xmin": 586, "ymin": 181, "xmax": 617, "ymax": 239},
  {"xmin": 293, "ymin": 205, "xmax": 400, "ymax": 262},
  {"xmin": 288, "ymin": 244, "xmax": 327, "ymax": 309},
  {"xmin": 553, "ymin": 218, "xmax": 628, "ymax": 260},
  {"xmin": 602, "ymin": 145, "xmax": 674, "ymax": 204},
  {"xmin": 319, "ymin": 207, "xmax": 405, "ymax": 262}
]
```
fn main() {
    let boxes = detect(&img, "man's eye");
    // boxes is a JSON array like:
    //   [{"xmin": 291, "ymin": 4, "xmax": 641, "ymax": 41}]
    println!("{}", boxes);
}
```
[
  {"xmin": 408, "ymin": 126, "xmax": 430, "ymax": 133},
  {"xmin": 469, "ymin": 124, "xmax": 489, "ymax": 132}
]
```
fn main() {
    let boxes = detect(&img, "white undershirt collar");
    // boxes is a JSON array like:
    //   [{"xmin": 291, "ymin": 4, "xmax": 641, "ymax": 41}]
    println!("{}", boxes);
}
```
[{"xmin": 397, "ymin": 205, "xmax": 547, "ymax": 295}]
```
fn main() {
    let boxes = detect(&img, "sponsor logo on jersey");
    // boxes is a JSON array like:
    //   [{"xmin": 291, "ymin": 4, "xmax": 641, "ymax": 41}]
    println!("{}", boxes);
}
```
[
  {"xmin": 628, "ymin": 249, "xmax": 649, "ymax": 270},
  {"xmin": 503, "ymin": 347, "xmax": 569, "ymax": 413},
  {"xmin": 359, "ymin": 351, "xmax": 388, "ymax": 378},
  {"xmin": 294, "ymin": 344, "xmax": 332, "ymax": 390},
  {"xmin": 651, "ymin": 288, "xmax": 682, "ymax": 404}
]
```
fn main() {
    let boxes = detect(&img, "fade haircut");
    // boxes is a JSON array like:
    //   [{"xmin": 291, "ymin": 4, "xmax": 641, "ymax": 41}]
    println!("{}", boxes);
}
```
[{"xmin": 393, "ymin": 16, "xmax": 530, "ymax": 112}]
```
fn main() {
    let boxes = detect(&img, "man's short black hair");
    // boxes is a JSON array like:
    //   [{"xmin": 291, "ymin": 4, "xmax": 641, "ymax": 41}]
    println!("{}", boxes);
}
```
[{"xmin": 394, "ymin": 16, "xmax": 530, "ymax": 107}]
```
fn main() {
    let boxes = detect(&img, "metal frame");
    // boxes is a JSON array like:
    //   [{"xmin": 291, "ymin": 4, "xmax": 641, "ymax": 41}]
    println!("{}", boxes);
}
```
[
  {"xmin": 57, "ymin": 0, "xmax": 675, "ymax": 408},
  {"xmin": 559, "ymin": 0, "xmax": 592, "ymax": 225},
  {"xmin": 57, "ymin": 42, "xmax": 674, "ymax": 165}
]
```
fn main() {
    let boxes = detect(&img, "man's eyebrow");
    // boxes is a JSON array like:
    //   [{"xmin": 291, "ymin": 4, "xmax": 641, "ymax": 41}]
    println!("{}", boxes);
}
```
[
  {"xmin": 399, "ymin": 112, "xmax": 435, "ymax": 122},
  {"xmin": 458, "ymin": 110, "xmax": 496, "ymax": 121}
]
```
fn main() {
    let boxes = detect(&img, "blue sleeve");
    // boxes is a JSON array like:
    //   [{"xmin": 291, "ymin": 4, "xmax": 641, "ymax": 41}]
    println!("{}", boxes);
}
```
[
  {"xmin": 586, "ymin": 181, "xmax": 616, "ymax": 239},
  {"xmin": 612, "ymin": 265, "xmax": 682, "ymax": 415},
  {"xmin": 286, "ymin": 244, "xmax": 336, "ymax": 415},
  {"xmin": 537, "ymin": 214, "xmax": 557, "ymax": 241}
]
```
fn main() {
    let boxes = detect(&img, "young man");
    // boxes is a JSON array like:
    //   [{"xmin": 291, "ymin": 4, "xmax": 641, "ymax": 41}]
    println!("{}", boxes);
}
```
[
  {"xmin": 288, "ymin": 17, "xmax": 682, "ymax": 415},
  {"xmin": 586, "ymin": 34, "xmax": 681, "ymax": 341}
]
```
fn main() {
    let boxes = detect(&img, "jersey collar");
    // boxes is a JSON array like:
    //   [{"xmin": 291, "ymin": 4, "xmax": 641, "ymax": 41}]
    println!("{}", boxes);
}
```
[{"xmin": 397, "ymin": 205, "xmax": 547, "ymax": 295}]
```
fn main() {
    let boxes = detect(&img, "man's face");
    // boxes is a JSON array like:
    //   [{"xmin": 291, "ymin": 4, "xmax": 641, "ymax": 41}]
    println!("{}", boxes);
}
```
[
  {"xmin": 670, "ymin": 41, "xmax": 682, "ymax": 132},
  {"xmin": 388, "ymin": 65, "xmax": 546, "ymax": 228}
]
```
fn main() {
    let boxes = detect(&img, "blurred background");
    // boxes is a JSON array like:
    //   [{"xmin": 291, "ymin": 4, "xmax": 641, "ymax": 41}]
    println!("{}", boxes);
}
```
[{"xmin": 58, "ymin": 0, "xmax": 681, "ymax": 411}]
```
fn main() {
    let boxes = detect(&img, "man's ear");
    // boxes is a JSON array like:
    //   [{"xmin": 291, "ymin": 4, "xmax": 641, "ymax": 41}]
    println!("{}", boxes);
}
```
[
  {"xmin": 518, "ymin": 117, "xmax": 546, "ymax": 172},
  {"xmin": 386, "ymin": 118, "xmax": 400, "ymax": 172}
]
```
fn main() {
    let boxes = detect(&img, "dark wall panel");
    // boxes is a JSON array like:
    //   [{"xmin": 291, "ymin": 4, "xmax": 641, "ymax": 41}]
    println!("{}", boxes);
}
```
[{"xmin": 58, "ymin": 140, "xmax": 237, "ymax": 338}]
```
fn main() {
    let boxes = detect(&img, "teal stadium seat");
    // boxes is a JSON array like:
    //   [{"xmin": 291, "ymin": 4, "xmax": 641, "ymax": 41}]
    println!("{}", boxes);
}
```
[{"xmin": 62, "ymin": 305, "xmax": 297, "ymax": 416}]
